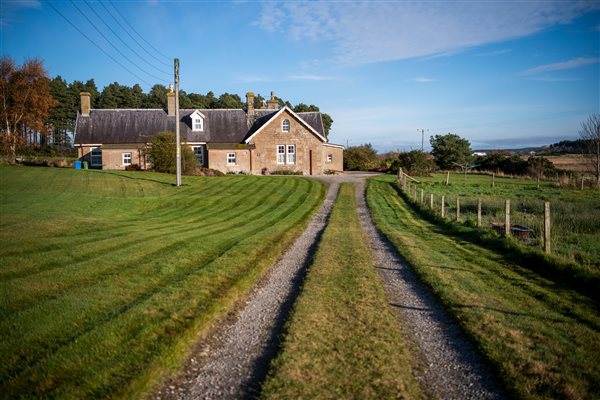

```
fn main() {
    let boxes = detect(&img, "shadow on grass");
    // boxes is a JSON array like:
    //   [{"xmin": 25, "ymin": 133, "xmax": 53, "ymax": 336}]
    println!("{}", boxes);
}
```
[
  {"xmin": 89, "ymin": 169, "xmax": 182, "ymax": 187},
  {"xmin": 389, "ymin": 181, "xmax": 600, "ymax": 304}
]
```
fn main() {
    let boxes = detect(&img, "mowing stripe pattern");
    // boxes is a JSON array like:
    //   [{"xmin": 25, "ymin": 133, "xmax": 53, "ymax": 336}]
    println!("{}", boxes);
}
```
[{"xmin": 0, "ymin": 166, "xmax": 324, "ymax": 399}]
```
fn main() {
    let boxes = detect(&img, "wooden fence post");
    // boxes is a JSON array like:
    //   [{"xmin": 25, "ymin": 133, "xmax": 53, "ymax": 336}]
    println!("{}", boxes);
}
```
[
  {"xmin": 492, "ymin": 173, "xmax": 495, "ymax": 188},
  {"xmin": 581, "ymin": 176, "xmax": 585, "ymax": 190},
  {"xmin": 477, "ymin": 198, "xmax": 482, "ymax": 227},
  {"xmin": 420, "ymin": 189, "xmax": 424, "ymax": 205},
  {"xmin": 413, "ymin": 186, "xmax": 418, "ymax": 201},
  {"xmin": 456, "ymin": 197, "xmax": 461, "ymax": 221},
  {"xmin": 441, "ymin": 195, "xmax": 445, "ymax": 218},
  {"xmin": 430, "ymin": 194, "xmax": 434, "ymax": 210},
  {"xmin": 505, "ymin": 199, "xmax": 511, "ymax": 237},
  {"xmin": 446, "ymin": 171, "xmax": 450, "ymax": 185},
  {"xmin": 544, "ymin": 202, "xmax": 551, "ymax": 254}
]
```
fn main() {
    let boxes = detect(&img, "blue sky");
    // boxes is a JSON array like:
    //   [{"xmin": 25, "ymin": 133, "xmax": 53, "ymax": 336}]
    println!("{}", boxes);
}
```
[{"xmin": 1, "ymin": 0, "xmax": 599, "ymax": 151}]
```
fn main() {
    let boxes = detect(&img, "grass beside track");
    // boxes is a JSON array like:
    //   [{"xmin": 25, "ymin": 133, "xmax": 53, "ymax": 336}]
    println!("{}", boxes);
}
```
[
  {"xmin": 413, "ymin": 172, "xmax": 600, "ymax": 267},
  {"xmin": 262, "ymin": 183, "xmax": 423, "ymax": 399},
  {"xmin": 367, "ymin": 176, "xmax": 600, "ymax": 400},
  {"xmin": 0, "ymin": 166, "xmax": 324, "ymax": 399}
]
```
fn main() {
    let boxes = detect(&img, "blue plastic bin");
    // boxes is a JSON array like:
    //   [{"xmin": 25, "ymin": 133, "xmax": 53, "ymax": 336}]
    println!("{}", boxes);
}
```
[{"xmin": 74, "ymin": 161, "xmax": 82, "ymax": 169}]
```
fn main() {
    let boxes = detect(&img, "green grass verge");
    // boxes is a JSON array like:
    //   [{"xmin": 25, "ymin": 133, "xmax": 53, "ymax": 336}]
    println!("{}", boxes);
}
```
[
  {"xmin": 367, "ymin": 176, "xmax": 600, "ymax": 400},
  {"xmin": 0, "ymin": 165, "xmax": 325, "ymax": 399},
  {"xmin": 262, "ymin": 183, "xmax": 423, "ymax": 399},
  {"xmin": 409, "ymin": 172, "xmax": 600, "ymax": 267}
]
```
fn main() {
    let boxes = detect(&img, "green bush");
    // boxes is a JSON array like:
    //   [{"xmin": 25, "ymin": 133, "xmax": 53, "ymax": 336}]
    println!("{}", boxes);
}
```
[
  {"xmin": 147, "ymin": 131, "xmax": 198, "ymax": 175},
  {"xmin": 343, "ymin": 144, "xmax": 378, "ymax": 171},
  {"xmin": 270, "ymin": 169, "xmax": 303, "ymax": 175}
]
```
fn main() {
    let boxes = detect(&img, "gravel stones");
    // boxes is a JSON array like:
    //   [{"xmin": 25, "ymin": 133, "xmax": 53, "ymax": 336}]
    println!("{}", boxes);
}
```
[
  {"xmin": 353, "ymin": 178, "xmax": 506, "ymax": 400},
  {"xmin": 153, "ymin": 181, "xmax": 339, "ymax": 400}
]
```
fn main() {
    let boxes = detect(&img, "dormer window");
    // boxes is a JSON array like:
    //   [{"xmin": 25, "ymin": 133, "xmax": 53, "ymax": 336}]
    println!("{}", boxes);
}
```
[
  {"xmin": 189, "ymin": 110, "xmax": 205, "ymax": 132},
  {"xmin": 194, "ymin": 118, "xmax": 203, "ymax": 131},
  {"xmin": 282, "ymin": 119, "xmax": 290, "ymax": 132}
]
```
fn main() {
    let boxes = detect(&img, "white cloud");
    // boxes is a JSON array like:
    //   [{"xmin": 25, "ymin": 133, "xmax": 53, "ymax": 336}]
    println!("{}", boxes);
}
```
[
  {"xmin": 1, "ymin": 0, "xmax": 41, "ymax": 27},
  {"xmin": 475, "ymin": 49, "xmax": 512, "ymax": 57},
  {"xmin": 255, "ymin": 1, "xmax": 599, "ymax": 65},
  {"xmin": 287, "ymin": 74, "xmax": 334, "ymax": 81},
  {"xmin": 410, "ymin": 77, "xmax": 436, "ymax": 83},
  {"xmin": 523, "ymin": 57, "xmax": 599, "ymax": 75}
]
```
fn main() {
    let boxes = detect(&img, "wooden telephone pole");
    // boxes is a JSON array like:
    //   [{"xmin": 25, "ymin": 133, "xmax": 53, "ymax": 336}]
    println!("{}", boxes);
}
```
[{"xmin": 174, "ymin": 58, "xmax": 181, "ymax": 187}]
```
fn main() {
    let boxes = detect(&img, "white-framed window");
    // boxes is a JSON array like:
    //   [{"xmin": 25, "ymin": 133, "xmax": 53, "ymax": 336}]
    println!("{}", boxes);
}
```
[
  {"xmin": 287, "ymin": 145, "xmax": 296, "ymax": 164},
  {"xmin": 192, "ymin": 146, "xmax": 204, "ymax": 165},
  {"xmin": 327, "ymin": 153, "xmax": 333, "ymax": 162},
  {"xmin": 190, "ymin": 110, "xmax": 205, "ymax": 131},
  {"xmin": 90, "ymin": 147, "xmax": 102, "ymax": 167},
  {"xmin": 277, "ymin": 145, "xmax": 286, "ymax": 164},
  {"xmin": 277, "ymin": 144, "xmax": 296, "ymax": 165},
  {"xmin": 122, "ymin": 152, "xmax": 132, "ymax": 166},
  {"xmin": 227, "ymin": 153, "xmax": 236, "ymax": 165},
  {"xmin": 282, "ymin": 119, "xmax": 290, "ymax": 132},
  {"xmin": 193, "ymin": 117, "xmax": 203, "ymax": 131}
]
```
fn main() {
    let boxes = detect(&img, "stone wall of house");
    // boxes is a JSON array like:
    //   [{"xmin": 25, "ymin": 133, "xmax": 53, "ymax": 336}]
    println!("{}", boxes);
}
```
[
  {"xmin": 249, "ymin": 109, "xmax": 324, "ymax": 175},
  {"xmin": 208, "ymin": 149, "xmax": 251, "ymax": 174},
  {"xmin": 322, "ymin": 145, "xmax": 344, "ymax": 173},
  {"xmin": 78, "ymin": 145, "xmax": 146, "ymax": 170}
]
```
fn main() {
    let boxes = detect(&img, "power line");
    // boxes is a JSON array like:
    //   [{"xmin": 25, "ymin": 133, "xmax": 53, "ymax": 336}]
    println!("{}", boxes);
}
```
[
  {"xmin": 83, "ymin": 0, "xmax": 171, "ymax": 75},
  {"xmin": 43, "ymin": 0, "xmax": 153, "ymax": 86},
  {"xmin": 108, "ymin": 0, "xmax": 172, "ymax": 63},
  {"xmin": 99, "ymin": 0, "xmax": 172, "ymax": 69},
  {"xmin": 69, "ymin": 0, "xmax": 170, "ymax": 84}
]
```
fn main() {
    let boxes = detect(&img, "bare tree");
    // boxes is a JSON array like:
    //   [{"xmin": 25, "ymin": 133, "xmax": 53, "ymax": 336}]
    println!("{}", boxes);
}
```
[{"xmin": 579, "ymin": 113, "xmax": 600, "ymax": 187}]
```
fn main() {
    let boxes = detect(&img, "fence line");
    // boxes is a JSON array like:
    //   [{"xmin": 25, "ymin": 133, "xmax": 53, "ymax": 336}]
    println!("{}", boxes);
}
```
[{"xmin": 399, "ymin": 177, "xmax": 552, "ymax": 255}]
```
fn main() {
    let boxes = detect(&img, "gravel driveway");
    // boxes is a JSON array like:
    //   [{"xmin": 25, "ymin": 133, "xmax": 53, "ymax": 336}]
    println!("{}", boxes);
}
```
[
  {"xmin": 153, "ymin": 180, "xmax": 339, "ymax": 400},
  {"xmin": 153, "ymin": 172, "xmax": 505, "ymax": 399}
]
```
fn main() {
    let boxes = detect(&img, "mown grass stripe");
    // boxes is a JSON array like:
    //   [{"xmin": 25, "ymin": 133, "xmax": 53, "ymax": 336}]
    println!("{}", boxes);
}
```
[
  {"xmin": 0, "ymin": 177, "xmax": 300, "ymax": 317},
  {"xmin": 2, "ymin": 173, "xmax": 322, "ymax": 394},
  {"xmin": 0, "ymin": 177, "xmax": 273, "ymax": 280},
  {"xmin": 2, "ymin": 176, "xmax": 323, "ymax": 398}
]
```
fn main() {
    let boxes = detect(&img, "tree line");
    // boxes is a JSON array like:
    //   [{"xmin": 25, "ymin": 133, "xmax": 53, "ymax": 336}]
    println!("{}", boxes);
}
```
[
  {"xmin": 1, "ymin": 57, "xmax": 333, "ymax": 162},
  {"xmin": 345, "ymin": 127, "xmax": 600, "ymax": 186}
]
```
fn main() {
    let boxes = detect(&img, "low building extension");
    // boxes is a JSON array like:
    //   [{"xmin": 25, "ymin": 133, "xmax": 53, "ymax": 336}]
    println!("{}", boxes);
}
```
[{"xmin": 74, "ymin": 91, "xmax": 344, "ymax": 175}]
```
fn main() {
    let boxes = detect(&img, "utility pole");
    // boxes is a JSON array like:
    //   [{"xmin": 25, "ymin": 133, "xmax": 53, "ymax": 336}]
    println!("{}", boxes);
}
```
[
  {"xmin": 174, "ymin": 58, "xmax": 181, "ymax": 187},
  {"xmin": 418, "ymin": 128, "xmax": 429, "ymax": 151}
]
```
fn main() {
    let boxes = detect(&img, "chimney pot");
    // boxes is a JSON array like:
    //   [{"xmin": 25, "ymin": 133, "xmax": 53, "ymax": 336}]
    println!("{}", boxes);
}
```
[
  {"xmin": 267, "ymin": 90, "xmax": 279, "ymax": 109},
  {"xmin": 80, "ymin": 92, "xmax": 91, "ymax": 117},
  {"xmin": 246, "ymin": 91, "xmax": 255, "ymax": 116},
  {"xmin": 167, "ymin": 92, "xmax": 176, "ymax": 116}
]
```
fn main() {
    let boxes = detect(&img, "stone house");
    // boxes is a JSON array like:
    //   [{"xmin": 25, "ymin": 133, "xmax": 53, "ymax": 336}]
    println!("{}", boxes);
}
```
[{"xmin": 74, "ymin": 91, "xmax": 344, "ymax": 175}]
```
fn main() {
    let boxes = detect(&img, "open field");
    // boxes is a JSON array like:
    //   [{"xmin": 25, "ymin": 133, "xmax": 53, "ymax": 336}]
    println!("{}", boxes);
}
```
[
  {"xmin": 545, "ymin": 154, "xmax": 593, "ymax": 172},
  {"xmin": 407, "ymin": 172, "xmax": 600, "ymax": 267},
  {"xmin": 262, "ymin": 183, "xmax": 423, "ymax": 399},
  {"xmin": 0, "ymin": 166, "xmax": 324, "ymax": 399},
  {"xmin": 367, "ymin": 176, "xmax": 600, "ymax": 399}
]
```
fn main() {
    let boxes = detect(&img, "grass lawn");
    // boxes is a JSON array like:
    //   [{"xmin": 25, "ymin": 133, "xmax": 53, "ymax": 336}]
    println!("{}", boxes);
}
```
[
  {"xmin": 0, "ymin": 165, "xmax": 324, "ymax": 399},
  {"xmin": 262, "ymin": 183, "xmax": 423, "ymax": 399},
  {"xmin": 367, "ymin": 176, "xmax": 600, "ymax": 400},
  {"xmin": 406, "ymin": 172, "xmax": 600, "ymax": 267}
]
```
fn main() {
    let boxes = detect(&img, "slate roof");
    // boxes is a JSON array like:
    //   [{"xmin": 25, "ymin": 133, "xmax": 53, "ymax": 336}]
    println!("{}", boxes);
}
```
[{"xmin": 74, "ymin": 108, "xmax": 326, "ymax": 144}]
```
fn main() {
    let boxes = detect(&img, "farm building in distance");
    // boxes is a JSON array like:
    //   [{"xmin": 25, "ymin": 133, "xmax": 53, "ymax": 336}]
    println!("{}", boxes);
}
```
[{"xmin": 74, "ymin": 91, "xmax": 344, "ymax": 175}]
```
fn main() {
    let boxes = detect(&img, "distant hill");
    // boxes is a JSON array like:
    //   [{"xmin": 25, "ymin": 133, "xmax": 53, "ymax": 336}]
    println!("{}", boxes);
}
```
[{"xmin": 474, "ymin": 139, "xmax": 589, "ymax": 155}]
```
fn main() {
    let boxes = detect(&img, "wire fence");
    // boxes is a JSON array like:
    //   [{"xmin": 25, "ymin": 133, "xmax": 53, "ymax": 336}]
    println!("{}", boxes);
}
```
[{"xmin": 399, "ymin": 179, "xmax": 550, "ymax": 253}]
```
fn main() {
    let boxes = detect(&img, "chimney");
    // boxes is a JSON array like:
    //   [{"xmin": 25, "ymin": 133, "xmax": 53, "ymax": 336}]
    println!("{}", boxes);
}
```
[
  {"xmin": 246, "ymin": 92, "xmax": 255, "ymax": 116},
  {"xmin": 167, "ymin": 91, "xmax": 175, "ymax": 116},
  {"xmin": 267, "ymin": 91, "xmax": 279, "ymax": 109},
  {"xmin": 80, "ymin": 92, "xmax": 91, "ymax": 117}
]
